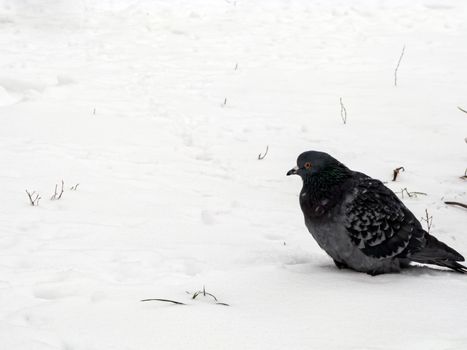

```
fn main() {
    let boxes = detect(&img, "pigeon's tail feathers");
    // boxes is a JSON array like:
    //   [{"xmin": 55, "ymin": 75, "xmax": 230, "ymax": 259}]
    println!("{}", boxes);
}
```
[
  {"xmin": 413, "ymin": 259, "xmax": 467, "ymax": 273},
  {"xmin": 410, "ymin": 234, "xmax": 466, "ymax": 273},
  {"xmin": 435, "ymin": 260, "xmax": 467, "ymax": 273},
  {"xmin": 411, "ymin": 234, "xmax": 464, "ymax": 261}
]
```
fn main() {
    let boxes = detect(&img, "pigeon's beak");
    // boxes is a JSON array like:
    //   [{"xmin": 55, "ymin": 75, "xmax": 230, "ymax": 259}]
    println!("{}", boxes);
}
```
[{"xmin": 286, "ymin": 166, "xmax": 299, "ymax": 176}]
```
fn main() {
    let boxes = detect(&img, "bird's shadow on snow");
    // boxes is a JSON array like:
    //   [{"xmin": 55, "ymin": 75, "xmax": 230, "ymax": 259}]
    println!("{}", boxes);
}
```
[
  {"xmin": 400, "ymin": 264, "xmax": 461, "ymax": 277},
  {"xmin": 313, "ymin": 263, "xmax": 462, "ymax": 281}
]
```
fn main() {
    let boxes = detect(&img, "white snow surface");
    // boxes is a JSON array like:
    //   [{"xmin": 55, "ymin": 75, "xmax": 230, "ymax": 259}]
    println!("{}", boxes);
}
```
[{"xmin": 1, "ymin": 0, "xmax": 467, "ymax": 349}]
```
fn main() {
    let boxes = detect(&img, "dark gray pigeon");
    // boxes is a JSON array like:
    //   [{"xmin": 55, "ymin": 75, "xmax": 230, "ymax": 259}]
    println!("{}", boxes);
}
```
[{"xmin": 287, "ymin": 150, "xmax": 466, "ymax": 275}]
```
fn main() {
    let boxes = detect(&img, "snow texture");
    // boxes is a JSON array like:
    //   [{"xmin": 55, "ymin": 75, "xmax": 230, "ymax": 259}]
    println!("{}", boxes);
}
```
[{"xmin": 0, "ymin": 0, "xmax": 466, "ymax": 349}]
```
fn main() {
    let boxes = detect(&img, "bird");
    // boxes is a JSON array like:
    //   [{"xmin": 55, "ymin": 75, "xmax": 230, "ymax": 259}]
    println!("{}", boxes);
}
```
[{"xmin": 287, "ymin": 150, "xmax": 466, "ymax": 275}]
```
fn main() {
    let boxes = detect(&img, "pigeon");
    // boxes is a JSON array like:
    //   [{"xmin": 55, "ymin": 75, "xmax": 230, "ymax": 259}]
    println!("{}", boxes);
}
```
[{"xmin": 287, "ymin": 150, "xmax": 466, "ymax": 275}]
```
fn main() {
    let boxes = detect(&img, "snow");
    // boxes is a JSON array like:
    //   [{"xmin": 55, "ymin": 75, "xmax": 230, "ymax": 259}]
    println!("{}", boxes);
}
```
[{"xmin": 0, "ymin": 0, "xmax": 466, "ymax": 349}]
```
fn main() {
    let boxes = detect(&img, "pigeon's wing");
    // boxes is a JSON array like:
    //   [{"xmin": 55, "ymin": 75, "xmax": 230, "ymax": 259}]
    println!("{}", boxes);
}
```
[{"xmin": 344, "ymin": 176, "xmax": 425, "ymax": 259}]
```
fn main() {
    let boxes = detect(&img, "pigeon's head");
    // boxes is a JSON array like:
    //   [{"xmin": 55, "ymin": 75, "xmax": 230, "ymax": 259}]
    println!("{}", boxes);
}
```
[{"xmin": 286, "ymin": 151, "xmax": 345, "ymax": 179}]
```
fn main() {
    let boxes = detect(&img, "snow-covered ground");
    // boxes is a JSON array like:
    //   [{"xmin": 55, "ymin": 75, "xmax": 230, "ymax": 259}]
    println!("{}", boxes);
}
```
[{"xmin": 1, "ymin": 0, "xmax": 466, "ymax": 349}]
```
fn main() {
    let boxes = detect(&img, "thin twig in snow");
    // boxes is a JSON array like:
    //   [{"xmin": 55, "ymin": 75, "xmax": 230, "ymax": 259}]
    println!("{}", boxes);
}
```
[
  {"xmin": 394, "ymin": 45, "xmax": 406, "ymax": 87},
  {"xmin": 50, "ymin": 180, "xmax": 64, "ymax": 200},
  {"xmin": 339, "ymin": 97, "xmax": 347, "ymax": 124},
  {"xmin": 444, "ymin": 201, "xmax": 467, "ymax": 210},
  {"xmin": 392, "ymin": 166, "xmax": 405, "ymax": 181},
  {"xmin": 140, "ymin": 298, "xmax": 186, "ymax": 305},
  {"xmin": 457, "ymin": 106, "xmax": 467, "ymax": 114},
  {"xmin": 258, "ymin": 145, "xmax": 269, "ymax": 160},
  {"xmin": 187, "ymin": 286, "xmax": 230, "ymax": 306},
  {"xmin": 192, "ymin": 286, "xmax": 218, "ymax": 302},
  {"xmin": 420, "ymin": 209, "xmax": 433, "ymax": 233},
  {"xmin": 26, "ymin": 190, "xmax": 41, "ymax": 206},
  {"xmin": 395, "ymin": 188, "xmax": 427, "ymax": 199},
  {"xmin": 216, "ymin": 302, "xmax": 230, "ymax": 306}
]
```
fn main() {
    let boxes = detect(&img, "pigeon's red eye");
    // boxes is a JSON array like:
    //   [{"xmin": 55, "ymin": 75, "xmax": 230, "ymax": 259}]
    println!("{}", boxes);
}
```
[{"xmin": 304, "ymin": 162, "xmax": 312, "ymax": 169}]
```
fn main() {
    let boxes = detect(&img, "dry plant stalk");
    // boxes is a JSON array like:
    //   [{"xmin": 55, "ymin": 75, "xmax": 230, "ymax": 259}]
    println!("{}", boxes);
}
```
[
  {"xmin": 392, "ymin": 166, "xmax": 405, "ymax": 181},
  {"xmin": 339, "ymin": 97, "xmax": 347, "ymax": 124},
  {"xmin": 420, "ymin": 209, "xmax": 433, "ymax": 233},
  {"xmin": 258, "ymin": 145, "xmax": 269, "ymax": 160},
  {"xmin": 140, "ymin": 298, "xmax": 186, "ymax": 305},
  {"xmin": 192, "ymin": 286, "xmax": 218, "ymax": 302},
  {"xmin": 396, "ymin": 188, "xmax": 427, "ymax": 199},
  {"xmin": 188, "ymin": 286, "xmax": 230, "ymax": 306},
  {"xmin": 51, "ymin": 180, "xmax": 64, "ymax": 200},
  {"xmin": 394, "ymin": 45, "xmax": 406, "ymax": 87},
  {"xmin": 141, "ymin": 286, "xmax": 230, "ymax": 306},
  {"xmin": 26, "ymin": 190, "xmax": 41, "ymax": 206},
  {"xmin": 444, "ymin": 201, "xmax": 467, "ymax": 210}
]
